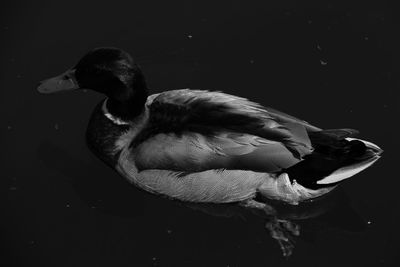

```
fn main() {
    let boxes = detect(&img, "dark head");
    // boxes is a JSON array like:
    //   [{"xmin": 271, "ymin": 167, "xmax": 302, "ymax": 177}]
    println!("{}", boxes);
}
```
[{"xmin": 38, "ymin": 47, "xmax": 148, "ymax": 119}]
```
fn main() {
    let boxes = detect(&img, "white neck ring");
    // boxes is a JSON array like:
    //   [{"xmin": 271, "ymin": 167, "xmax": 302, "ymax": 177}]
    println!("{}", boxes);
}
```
[{"xmin": 102, "ymin": 99, "xmax": 130, "ymax": 125}]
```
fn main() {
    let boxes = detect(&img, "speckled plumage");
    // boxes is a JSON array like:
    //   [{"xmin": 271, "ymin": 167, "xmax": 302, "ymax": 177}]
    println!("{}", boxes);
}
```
[
  {"xmin": 38, "ymin": 47, "xmax": 382, "ymax": 205},
  {"xmin": 132, "ymin": 89, "xmax": 318, "ymax": 159},
  {"xmin": 89, "ymin": 89, "xmax": 379, "ymax": 204}
]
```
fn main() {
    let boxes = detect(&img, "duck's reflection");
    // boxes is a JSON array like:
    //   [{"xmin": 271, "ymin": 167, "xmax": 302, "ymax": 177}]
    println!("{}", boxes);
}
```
[
  {"xmin": 182, "ymin": 188, "xmax": 365, "ymax": 257},
  {"xmin": 37, "ymin": 140, "xmax": 367, "ymax": 258}
]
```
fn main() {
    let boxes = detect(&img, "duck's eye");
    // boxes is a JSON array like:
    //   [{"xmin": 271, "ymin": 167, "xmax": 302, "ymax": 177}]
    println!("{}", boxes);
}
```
[{"xmin": 63, "ymin": 75, "xmax": 70, "ymax": 80}]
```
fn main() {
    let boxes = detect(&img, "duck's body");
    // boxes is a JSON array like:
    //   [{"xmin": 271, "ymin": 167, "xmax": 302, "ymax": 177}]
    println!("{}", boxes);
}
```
[
  {"xmin": 38, "ymin": 47, "xmax": 382, "ymax": 205},
  {"xmin": 86, "ymin": 88, "xmax": 381, "ymax": 205}
]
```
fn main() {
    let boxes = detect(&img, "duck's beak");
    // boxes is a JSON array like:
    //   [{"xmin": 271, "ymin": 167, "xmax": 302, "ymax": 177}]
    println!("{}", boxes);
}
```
[{"xmin": 37, "ymin": 69, "xmax": 79, "ymax": 94}]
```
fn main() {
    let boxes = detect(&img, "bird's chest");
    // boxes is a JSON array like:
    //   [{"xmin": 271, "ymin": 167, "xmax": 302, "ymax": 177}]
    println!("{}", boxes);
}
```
[{"xmin": 85, "ymin": 102, "xmax": 130, "ymax": 167}]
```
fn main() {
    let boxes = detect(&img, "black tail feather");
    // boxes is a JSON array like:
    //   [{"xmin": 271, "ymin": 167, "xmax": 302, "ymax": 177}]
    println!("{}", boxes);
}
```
[{"xmin": 285, "ymin": 129, "xmax": 372, "ymax": 189}]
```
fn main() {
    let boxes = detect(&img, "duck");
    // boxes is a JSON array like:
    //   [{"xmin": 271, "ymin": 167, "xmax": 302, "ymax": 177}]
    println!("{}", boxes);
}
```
[{"xmin": 37, "ymin": 47, "xmax": 383, "ymax": 208}]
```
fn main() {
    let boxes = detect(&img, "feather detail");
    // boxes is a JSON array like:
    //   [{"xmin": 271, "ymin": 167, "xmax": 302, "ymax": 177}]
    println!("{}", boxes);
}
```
[
  {"xmin": 102, "ymin": 99, "xmax": 130, "ymax": 125},
  {"xmin": 258, "ymin": 173, "xmax": 335, "ymax": 205},
  {"xmin": 116, "ymin": 148, "xmax": 268, "ymax": 203},
  {"xmin": 132, "ymin": 131, "xmax": 300, "ymax": 173},
  {"xmin": 40, "ymin": 47, "xmax": 383, "ymax": 206},
  {"xmin": 316, "ymin": 138, "xmax": 382, "ymax": 185},
  {"xmin": 104, "ymin": 90, "xmax": 382, "ymax": 204},
  {"xmin": 130, "ymin": 89, "xmax": 316, "ymax": 160}
]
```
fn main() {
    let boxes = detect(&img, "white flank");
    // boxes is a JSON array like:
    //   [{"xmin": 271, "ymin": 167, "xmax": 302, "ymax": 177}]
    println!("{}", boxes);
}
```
[{"xmin": 317, "ymin": 138, "xmax": 382, "ymax": 185}]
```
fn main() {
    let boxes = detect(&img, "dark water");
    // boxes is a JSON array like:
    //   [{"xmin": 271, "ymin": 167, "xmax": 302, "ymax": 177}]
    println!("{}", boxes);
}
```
[{"xmin": 1, "ymin": 1, "xmax": 399, "ymax": 266}]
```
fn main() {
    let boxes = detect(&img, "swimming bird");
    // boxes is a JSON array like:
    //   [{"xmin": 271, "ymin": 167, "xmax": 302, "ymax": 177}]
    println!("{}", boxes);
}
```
[{"xmin": 37, "ymin": 47, "xmax": 382, "ymax": 208}]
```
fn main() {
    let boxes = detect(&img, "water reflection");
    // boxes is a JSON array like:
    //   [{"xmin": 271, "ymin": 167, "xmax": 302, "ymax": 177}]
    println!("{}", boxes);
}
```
[
  {"xmin": 183, "ymin": 189, "xmax": 366, "ymax": 257},
  {"xmin": 37, "ymin": 140, "xmax": 367, "ymax": 258}
]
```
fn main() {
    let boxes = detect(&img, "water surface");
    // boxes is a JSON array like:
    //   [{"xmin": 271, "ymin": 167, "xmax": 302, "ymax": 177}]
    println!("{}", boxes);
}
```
[{"xmin": 1, "ymin": 1, "xmax": 398, "ymax": 266}]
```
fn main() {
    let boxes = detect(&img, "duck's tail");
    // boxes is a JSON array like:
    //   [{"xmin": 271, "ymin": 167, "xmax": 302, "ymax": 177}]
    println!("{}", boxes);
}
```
[
  {"xmin": 285, "ymin": 129, "xmax": 383, "ymax": 190},
  {"xmin": 316, "ymin": 137, "xmax": 382, "ymax": 185}
]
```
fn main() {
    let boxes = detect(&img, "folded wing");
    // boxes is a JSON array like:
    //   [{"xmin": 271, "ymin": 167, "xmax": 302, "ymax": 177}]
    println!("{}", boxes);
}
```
[
  {"xmin": 131, "ymin": 89, "xmax": 318, "ymax": 159},
  {"xmin": 133, "ymin": 131, "xmax": 300, "ymax": 173}
]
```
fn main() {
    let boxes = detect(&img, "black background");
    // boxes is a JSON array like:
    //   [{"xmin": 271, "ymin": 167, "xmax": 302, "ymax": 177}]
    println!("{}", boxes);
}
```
[{"xmin": 1, "ymin": 0, "xmax": 399, "ymax": 266}]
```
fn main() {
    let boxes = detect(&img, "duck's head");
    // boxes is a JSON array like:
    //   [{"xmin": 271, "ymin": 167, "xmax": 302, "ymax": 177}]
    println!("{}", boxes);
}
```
[
  {"xmin": 38, "ymin": 47, "xmax": 147, "ymax": 119},
  {"xmin": 38, "ymin": 47, "xmax": 148, "ymax": 119}
]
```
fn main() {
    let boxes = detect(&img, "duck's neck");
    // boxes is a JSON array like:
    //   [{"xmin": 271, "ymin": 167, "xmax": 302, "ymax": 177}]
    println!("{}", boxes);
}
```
[{"xmin": 105, "ymin": 87, "xmax": 148, "ymax": 123}]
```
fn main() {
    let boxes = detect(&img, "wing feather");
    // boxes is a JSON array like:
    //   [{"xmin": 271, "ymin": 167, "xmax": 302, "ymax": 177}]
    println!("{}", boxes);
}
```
[
  {"xmin": 131, "ymin": 89, "xmax": 316, "ymax": 159},
  {"xmin": 133, "ymin": 131, "xmax": 300, "ymax": 173},
  {"xmin": 118, "ymin": 148, "xmax": 268, "ymax": 203}
]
